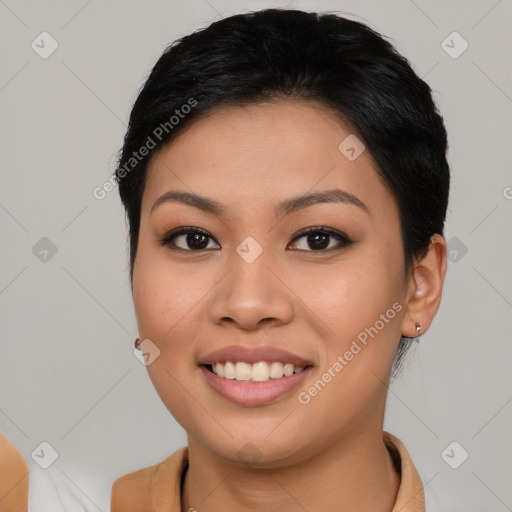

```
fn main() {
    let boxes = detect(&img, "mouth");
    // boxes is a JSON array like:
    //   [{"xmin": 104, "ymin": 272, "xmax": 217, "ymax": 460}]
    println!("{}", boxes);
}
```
[
  {"xmin": 199, "ymin": 361, "xmax": 313, "ymax": 407},
  {"xmin": 198, "ymin": 345, "xmax": 314, "ymax": 406},
  {"xmin": 203, "ymin": 361, "xmax": 312, "ymax": 382}
]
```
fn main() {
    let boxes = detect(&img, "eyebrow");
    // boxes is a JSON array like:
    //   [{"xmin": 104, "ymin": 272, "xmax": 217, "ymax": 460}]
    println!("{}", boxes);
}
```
[{"xmin": 150, "ymin": 188, "xmax": 370, "ymax": 217}]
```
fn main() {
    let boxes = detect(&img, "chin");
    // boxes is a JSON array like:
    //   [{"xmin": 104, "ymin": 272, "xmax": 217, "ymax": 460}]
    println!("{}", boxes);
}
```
[{"xmin": 181, "ymin": 413, "xmax": 323, "ymax": 469}]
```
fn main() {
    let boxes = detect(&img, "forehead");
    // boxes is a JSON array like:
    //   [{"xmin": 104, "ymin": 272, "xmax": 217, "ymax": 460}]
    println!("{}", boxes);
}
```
[{"xmin": 143, "ymin": 100, "xmax": 395, "ymax": 219}]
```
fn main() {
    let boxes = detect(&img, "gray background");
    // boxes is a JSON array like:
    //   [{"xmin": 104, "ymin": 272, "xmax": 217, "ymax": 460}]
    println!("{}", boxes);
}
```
[{"xmin": 0, "ymin": 0, "xmax": 511, "ymax": 510}]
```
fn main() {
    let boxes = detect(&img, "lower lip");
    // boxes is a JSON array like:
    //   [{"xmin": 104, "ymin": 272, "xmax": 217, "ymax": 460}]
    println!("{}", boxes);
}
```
[{"xmin": 200, "ymin": 365, "xmax": 312, "ymax": 406}]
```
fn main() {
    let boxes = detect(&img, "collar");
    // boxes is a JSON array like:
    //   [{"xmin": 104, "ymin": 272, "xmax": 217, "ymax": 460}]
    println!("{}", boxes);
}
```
[{"xmin": 111, "ymin": 431, "xmax": 425, "ymax": 512}]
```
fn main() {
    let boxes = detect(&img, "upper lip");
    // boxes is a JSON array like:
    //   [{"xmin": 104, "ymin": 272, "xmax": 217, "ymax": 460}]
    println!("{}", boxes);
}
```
[{"xmin": 198, "ymin": 345, "xmax": 314, "ymax": 367}]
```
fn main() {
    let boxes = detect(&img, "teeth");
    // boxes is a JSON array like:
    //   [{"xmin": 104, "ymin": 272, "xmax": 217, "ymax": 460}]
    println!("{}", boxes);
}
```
[
  {"xmin": 235, "ymin": 361, "xmax": 252, "ymax": 381},
  {"xmin": 224, "ymin": 361, "xmax": 236, "ymax": 379},
  {"xmin": 269, "ymin": 362, "xmax": 284, "ymax": 379},
  {"xmin": 210, "ymin": 361, "xmax": 307, "ymax": 382},
  {"xmin": 252, "ymin": 361, "xmax": 269, "ymax": 382},
  {"xmin": 214, "ymin": 362, "xmax": 224, "ymax": 378},
  {"xmin": 283, "ymin": 363, "xmax": 294, "ymax": 376}
]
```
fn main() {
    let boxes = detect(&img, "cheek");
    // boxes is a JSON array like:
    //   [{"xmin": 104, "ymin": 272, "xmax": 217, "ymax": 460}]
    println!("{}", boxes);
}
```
[
  {"xmin": 131, "ymin": 240, "xmax": 214, "ymax": 383},
  {"xmin": 300, "ymin": 251, "xmax": 405, "ymax": 400},
  {"xmin": 133, "ymin": 240, "xmax": 196, "ymax": 341},
  {"xmin": 298, "ymin": 259, "xmax": 403, "ymax": 341},
  {"xmin": 132, "ymin": 246, "xmax": 201, "ymax": 422},
  {"xmin": 294, "ymin": 268, "xmax": 403, "ymax": 436}
]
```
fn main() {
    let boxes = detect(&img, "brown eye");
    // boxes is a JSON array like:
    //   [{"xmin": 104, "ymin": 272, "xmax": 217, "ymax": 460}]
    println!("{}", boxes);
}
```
[
  {"xmin": 159, "ymin": 227, "xmax": 220, "ymax": 251},
  {"xmin": 158, "ymin": 226, "xmax": 354, "ymax": 253},
  {"xmin": 288, "ymin": 227, "xmax": 354, "ymax": 252}
]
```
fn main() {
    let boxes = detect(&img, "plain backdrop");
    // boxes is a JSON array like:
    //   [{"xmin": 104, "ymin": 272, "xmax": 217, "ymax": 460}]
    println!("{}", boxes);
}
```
[{"xmin": 1, "ymin": 1, "xmax": 511, "ymax": 511}]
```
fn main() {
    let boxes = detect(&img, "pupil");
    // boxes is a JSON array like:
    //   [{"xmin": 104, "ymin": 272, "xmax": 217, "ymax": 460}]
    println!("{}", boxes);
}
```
[
  {"xmin": 188, "ymin": 233, "xmax": 208, "ymax": 249},
  {"xmin": 309, "ymin": 233, "xmax": 328, "ymax": 250}
]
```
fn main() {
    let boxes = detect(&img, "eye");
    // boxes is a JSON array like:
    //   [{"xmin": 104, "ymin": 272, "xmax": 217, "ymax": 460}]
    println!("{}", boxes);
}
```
[
  {"xmin": 287, "ymin": 226, "xmax": 354, "ymax": 252},
  {"xmin": 158, "ymin": 227, "xmax": 220, "ymax": 251},
  {"xmin": 159, "ymin": 226, "xmax": 355, "ymax": 253}
]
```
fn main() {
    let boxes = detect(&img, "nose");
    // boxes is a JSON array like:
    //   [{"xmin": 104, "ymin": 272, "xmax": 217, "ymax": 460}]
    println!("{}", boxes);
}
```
[{"xmin": 209, "ymin": 247, "xmax": 295, "ymax": 331}]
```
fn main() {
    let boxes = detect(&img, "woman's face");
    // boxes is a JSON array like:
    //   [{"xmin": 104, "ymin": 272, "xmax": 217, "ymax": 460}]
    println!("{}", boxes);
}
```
[{"xmin": 132, "ymin": 101, "xmax": 416, "ymax": 465}]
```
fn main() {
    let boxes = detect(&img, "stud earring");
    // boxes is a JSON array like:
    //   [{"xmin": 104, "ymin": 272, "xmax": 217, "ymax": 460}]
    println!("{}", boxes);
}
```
[
  {"xmin": 134, "ymin": 337, "xmax": 141, "ymax": 350},
  {"xmin": 415, "ymin": 322, "xmax": 421, "ymax": 334}
]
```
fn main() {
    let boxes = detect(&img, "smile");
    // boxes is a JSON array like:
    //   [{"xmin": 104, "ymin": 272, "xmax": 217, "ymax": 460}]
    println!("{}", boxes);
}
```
[
  {"xmin": 207, "ymin": 361, "xmax": 308, "ymax": 382},
  {"xmin": 200, "ymin": 363, "xmax": 313, "ymax": 407},
  {"xmin": 198, "ymin": 345, "xmax": 314, "ymax": 406}
]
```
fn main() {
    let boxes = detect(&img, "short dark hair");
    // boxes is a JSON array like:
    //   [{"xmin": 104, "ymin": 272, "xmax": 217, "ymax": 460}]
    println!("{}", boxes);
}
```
[{"xmin": 115, "ymin": 8, "xmax": 450, "ymax": 375}]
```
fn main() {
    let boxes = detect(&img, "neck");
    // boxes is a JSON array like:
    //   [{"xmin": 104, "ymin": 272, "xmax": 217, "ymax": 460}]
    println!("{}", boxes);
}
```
[{"xmin": 181, "ymin": 426, "xmax": 400, "ymax": 512}]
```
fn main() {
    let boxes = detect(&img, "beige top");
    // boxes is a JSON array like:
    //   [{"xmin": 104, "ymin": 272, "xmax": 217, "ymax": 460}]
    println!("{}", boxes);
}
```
[
  {"xmin": 0, "ymin": 432, "xmax": 29, "ymax": 512},
  {"xmin": 111, "ymin": 431, "xmax": 425, "ymax": 511}
]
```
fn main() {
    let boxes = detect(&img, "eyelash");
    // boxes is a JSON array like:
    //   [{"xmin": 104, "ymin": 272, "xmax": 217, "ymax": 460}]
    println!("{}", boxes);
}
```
[{"xmin": 158, "ymin": 226, "xmax": 355, "ymax": 253}]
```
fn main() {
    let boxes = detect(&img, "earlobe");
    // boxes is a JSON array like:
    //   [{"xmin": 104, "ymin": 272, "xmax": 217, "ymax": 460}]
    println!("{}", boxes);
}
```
[{"xmin": 401, "ymin": 234, "xmax": 447, "ymax": 338}]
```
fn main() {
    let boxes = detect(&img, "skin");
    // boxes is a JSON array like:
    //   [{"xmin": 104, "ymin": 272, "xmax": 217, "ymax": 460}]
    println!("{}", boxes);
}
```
[{"xmin": 132, "ymin": 100, "xmax": 447, "ymax": 512}]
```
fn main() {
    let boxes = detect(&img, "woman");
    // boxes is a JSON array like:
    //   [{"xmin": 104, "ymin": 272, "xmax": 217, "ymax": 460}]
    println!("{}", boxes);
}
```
[{"xmin": 111, "ymin": 8, "xmax": 449, "ymax": 511}]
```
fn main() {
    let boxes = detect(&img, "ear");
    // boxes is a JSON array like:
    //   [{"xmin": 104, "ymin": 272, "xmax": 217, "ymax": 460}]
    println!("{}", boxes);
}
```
[{"xmin": 401, "ymin": 234, "xmax": 448, "ymax": 337}]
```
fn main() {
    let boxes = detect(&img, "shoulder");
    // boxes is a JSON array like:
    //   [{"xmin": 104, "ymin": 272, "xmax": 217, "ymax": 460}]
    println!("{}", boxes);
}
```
[
  {"xmin": 383, "ymin": 431, "xmax": 425, "ymax": 512},
  {"xmin": 0, "ymin": 432, "xmax": 29, "ymax": 512},
  {"xmin": 111, "ymin": 447, "xmax": 188, "ymax": 512},
  {"xmin": 110, "ymin": 464, "xmax": 155, "ymax": 512}
]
